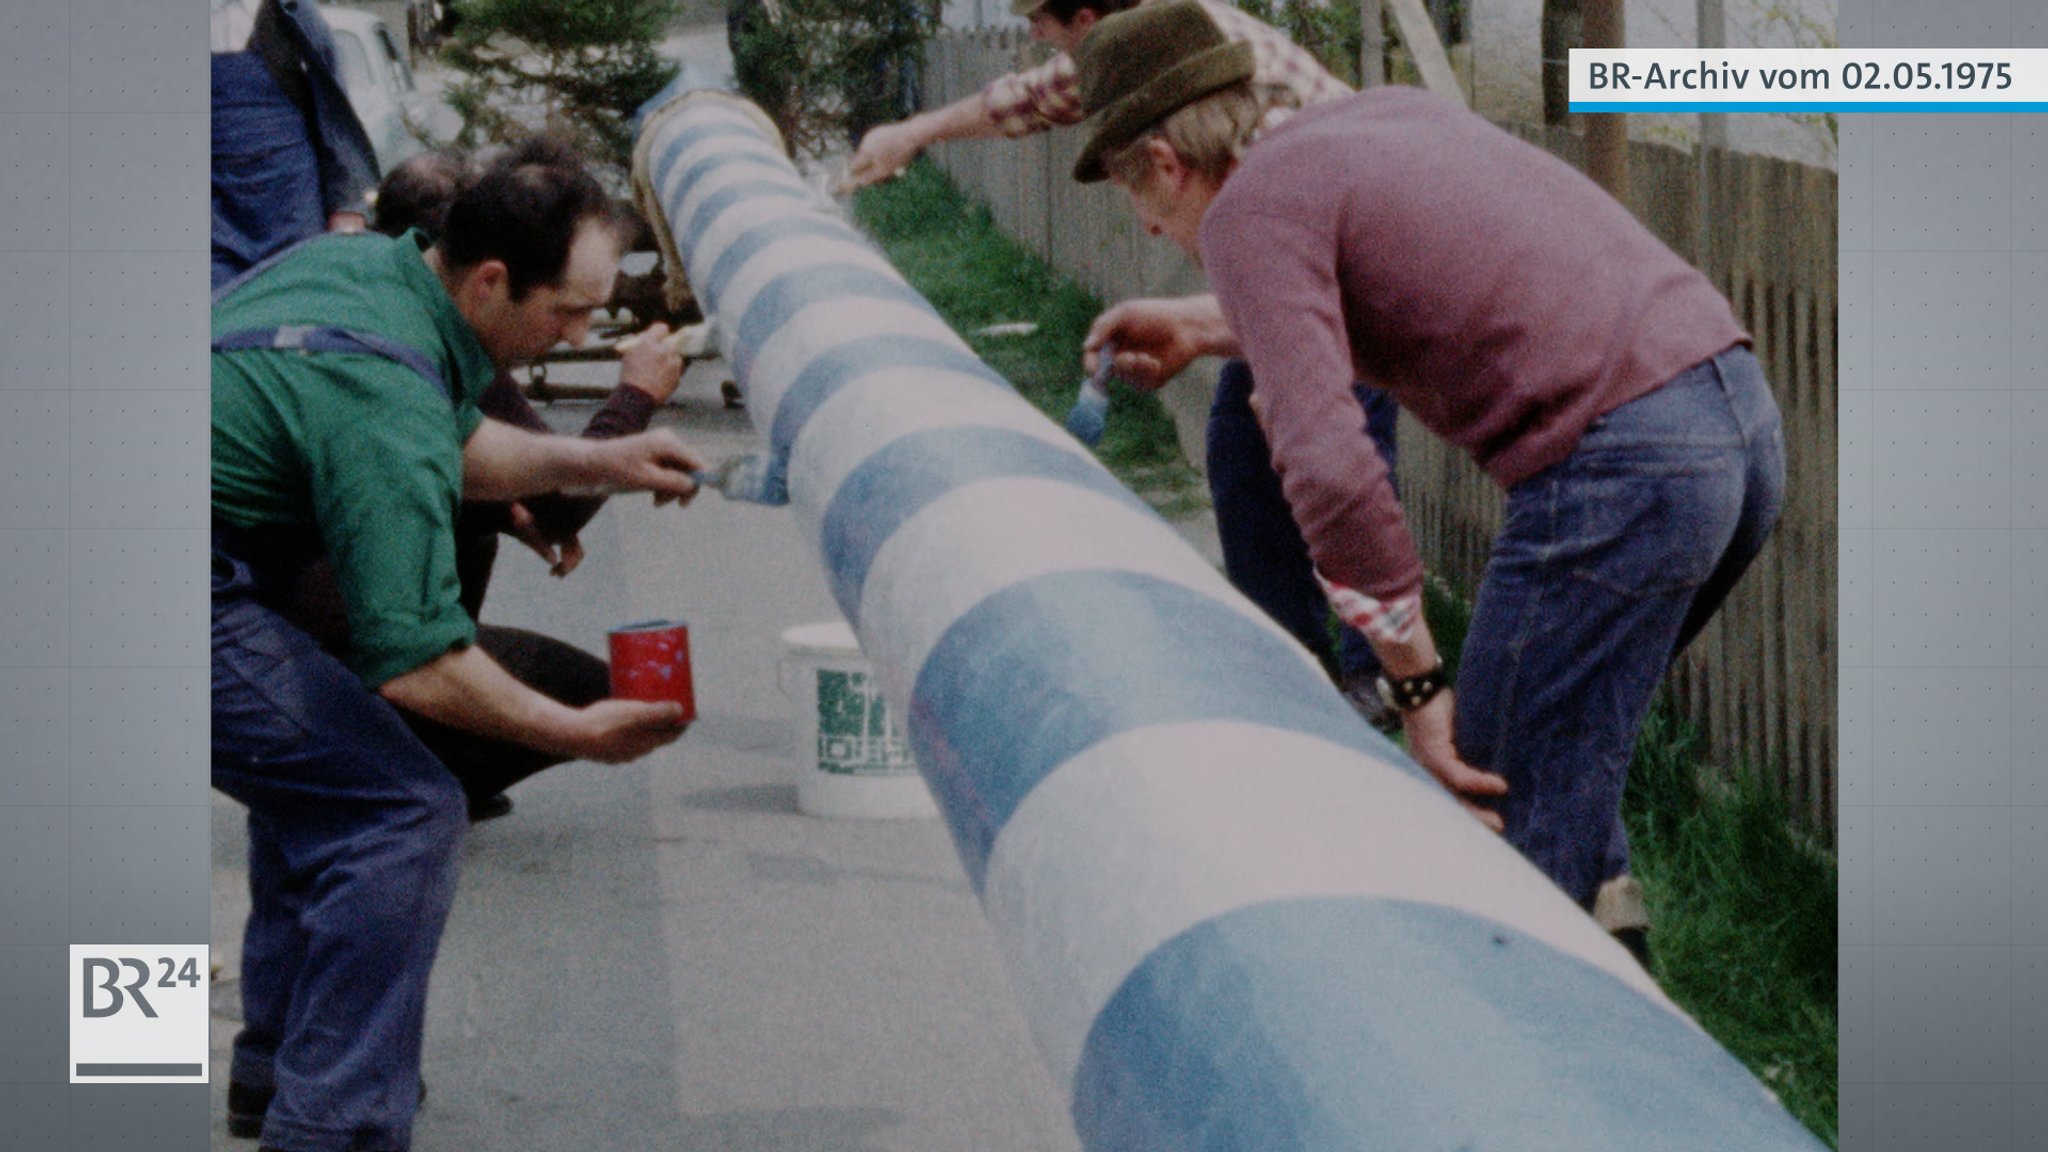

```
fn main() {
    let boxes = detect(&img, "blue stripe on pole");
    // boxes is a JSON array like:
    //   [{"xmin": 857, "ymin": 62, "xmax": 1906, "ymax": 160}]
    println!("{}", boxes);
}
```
[
  {"xmin": 667, "ymin": 144, "xmax": 794, "ymax": 195},
  {"xmin": 769, "ymin": 337, "xmax": 1005, "ymax": 457},
  {"xmin": 819, "ymin": 426, "xmax": 1142, "ymax": 618},
  {"xmin": 1069, "ymin": 897, "xmax": 1827, "ymax": 1152},
  {"xmin": 650, "ymin": 119, "xmax": 775, "ymax": 193},
  {"xmin": 701, "ymin": 215, "xmax": 866, "ymax": 311},
  {"xmin": 910, "ymin": 571, "xmax": 1410, "ymax": 891},
  {"xmin": 731, "ymin": 264, "xmax": 934, "ymax": 377},
  {"xmin": 676, "ymin": 180, "xmax": 812, "ymax": 256},
  {"xmin": 654, "ymin": 138, "xmax": 784, "ymax": 210},
  {"xmin": 663, "ymin": 151, "xmax": 796, "ymax": 227},
  {"xmin": 764, "ymin": 337, "xmax": 1010, "ymax": 499}
]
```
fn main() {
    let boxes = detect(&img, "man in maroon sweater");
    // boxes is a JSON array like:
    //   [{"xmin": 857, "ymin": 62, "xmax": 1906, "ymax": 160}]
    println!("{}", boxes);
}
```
[{"xmin": 1078, "ymin": 2, "xmax": 1784, "ymax": 960}]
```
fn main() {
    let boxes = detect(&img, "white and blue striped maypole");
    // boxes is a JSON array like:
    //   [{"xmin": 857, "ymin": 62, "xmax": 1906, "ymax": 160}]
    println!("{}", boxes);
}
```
[{"xmin": 633, "ymin": 89, "xmax": 1827, "ymax": 1152}]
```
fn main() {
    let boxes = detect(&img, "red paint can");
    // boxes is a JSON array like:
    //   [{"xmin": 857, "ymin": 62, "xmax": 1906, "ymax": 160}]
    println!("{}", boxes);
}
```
[{"xmin": 607, "ymin": 619, "xmax": 696, "ymax": 723}]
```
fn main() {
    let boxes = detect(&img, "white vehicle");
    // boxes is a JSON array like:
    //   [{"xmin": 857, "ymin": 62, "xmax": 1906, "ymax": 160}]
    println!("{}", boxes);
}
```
[{"xmin": 322, "ymin": 5, "xmax": 426, "ymax": 174}]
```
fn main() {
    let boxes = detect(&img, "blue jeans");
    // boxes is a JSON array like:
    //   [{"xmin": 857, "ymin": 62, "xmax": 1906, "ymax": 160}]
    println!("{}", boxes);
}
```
[
  {"xmin": 212, "ymin": 546, "xmax": 465, "ymax": 1152},
  {"xmin": 212, "ymin": 51, "xmax": 327, "ymax": 289},
  {"xmin": 1209, "ymin": 360, "xmax": 1399, "ymax": 682},
  {"xmin": 1454, "ymin": 347, "xmax": 1785, "ymax": 908}
]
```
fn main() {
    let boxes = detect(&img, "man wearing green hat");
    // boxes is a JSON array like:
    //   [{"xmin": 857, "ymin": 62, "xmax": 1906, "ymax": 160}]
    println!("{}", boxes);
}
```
[
  {"xmin": 848, "ymin": 0, "xmax": 1406, "ymax": 729},
  {"xmin": 1077, "ymin": 1, "xmax": 1784, "ymax": 957},
  {"xmin": 845, "ymin": 0, "xmax": 1349, "ymax": 185}
]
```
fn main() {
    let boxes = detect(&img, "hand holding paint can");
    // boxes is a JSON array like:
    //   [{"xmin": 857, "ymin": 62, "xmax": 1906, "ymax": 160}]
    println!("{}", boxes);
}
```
[{"xmin": 608, "ymin": 619, "xmax": 696, "ymax": 727}]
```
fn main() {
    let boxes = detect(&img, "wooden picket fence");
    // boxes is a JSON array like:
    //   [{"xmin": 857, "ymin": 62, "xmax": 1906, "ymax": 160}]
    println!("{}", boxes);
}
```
[{"xmin": 918, "ymin": 30, "xmax": 1838, "ymax": 834}]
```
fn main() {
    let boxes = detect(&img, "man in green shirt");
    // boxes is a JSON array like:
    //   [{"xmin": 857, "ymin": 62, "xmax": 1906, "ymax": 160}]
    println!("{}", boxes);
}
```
[{"xmin": 212, "ymin": 144, "xmax": 701, "ymax": 1152}]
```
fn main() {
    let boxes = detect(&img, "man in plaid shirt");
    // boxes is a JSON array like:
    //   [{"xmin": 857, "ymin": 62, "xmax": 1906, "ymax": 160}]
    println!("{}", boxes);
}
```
[
  {"xmin": 847, "ymin": 0, "xmax": 1346, "ymax": 177},
  {"xmin": 848, "ymin": 0, "xmax": 1404, "ymax": 729}
]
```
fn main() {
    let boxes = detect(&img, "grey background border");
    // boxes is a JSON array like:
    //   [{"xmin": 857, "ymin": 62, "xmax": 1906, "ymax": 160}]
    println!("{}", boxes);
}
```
[
  {"xmin": 1838, "ymin": 1, "xmax": 2048, "ymax": 1149},
  {"xmin": 1, "ymin": 0, "xmax": 210, "ymax": 1147}
]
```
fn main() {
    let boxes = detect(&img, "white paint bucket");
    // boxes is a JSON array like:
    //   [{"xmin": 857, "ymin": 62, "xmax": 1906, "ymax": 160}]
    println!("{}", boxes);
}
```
[{"xmin": 780, "ymin": 621, "xmax": 937, "ymax": 819}]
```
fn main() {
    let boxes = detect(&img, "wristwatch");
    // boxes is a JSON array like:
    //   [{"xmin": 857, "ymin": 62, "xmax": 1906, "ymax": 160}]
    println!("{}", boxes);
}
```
[{"xmin": 1375, "ymin": 663, "xmax": 1451, "ymax": 714}]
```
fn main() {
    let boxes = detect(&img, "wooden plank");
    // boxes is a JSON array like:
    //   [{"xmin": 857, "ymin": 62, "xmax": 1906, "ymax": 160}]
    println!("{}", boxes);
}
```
[
  {"xmin": 1580, "ymin": 0, "xmax": 1627, "ymax": 198},
  {"xmin": 1360, "ymin": 0, "xmax": 1386, "ymax": 87},
  {"xmin": 1384, "ymin": 0, "xmax": 1465, "ymax": 105},
  {"xmin": 1766, "ymin": 283, "xmax": 1790, "ymax": 777}
]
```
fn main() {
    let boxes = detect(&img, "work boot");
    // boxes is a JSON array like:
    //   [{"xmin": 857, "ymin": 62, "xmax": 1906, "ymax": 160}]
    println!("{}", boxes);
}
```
[
  {"xmin": 226, "ymin": 1080, "xmax": 272, "ymax": 1138},
  {"xmin": 1611, "ymin": 926, "xmax": 1653, "ymax": 970},
  {"xmin": 231, "ymin": 1079, "xmax": 425, "ymax": 1141},
  {"xmin": 1594, "ymin": 874, "xmax": 1654, "ymax": 971}
]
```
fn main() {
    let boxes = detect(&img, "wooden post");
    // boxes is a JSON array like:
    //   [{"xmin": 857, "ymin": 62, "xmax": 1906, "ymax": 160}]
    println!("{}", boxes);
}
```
[
  {"xmin": 1582, "ymin": 0, "xmax": 1627, "ymax": 200},
  {"xmin": 1696, "ymin": 0, "xmax": 1727, "ymax": 268},
  {"xmin": 1360, "ymin": 0, "xmax": 1385, "ymax": 87},
  {"xmin": 1385, "ymin": 0, "xmax": 1464, "ymax": 104}
]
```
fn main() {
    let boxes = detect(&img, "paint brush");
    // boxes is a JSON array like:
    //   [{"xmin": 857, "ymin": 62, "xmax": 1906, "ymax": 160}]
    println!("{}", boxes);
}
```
[
  {"xmin": 613, "ymin": 322, "xmax": 711, "ymax": 357},
  {"xmin": 562, "ymin": 453, "xmax": 787, "ymax": 506},
  {"xmin": 1064, "ymin": 342, "xmax": 1116, "ymax": 447},
  {"xmin": 689, "ymin": 453, "xmax": 787, "ymax": 506}
]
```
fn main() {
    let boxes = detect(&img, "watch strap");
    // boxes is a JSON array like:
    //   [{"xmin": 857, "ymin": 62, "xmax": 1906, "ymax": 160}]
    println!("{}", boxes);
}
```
[{"xmin": 1376, "ymin": 664, "xmax": 1450, "ymax": 713}]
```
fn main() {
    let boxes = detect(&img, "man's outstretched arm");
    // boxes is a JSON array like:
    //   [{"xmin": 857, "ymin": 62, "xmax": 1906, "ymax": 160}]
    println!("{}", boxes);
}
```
[
  {"xmin": 845, "ymin": 92, "xmax": 1008, "ymax": 188},
  {"xmin": 459, "ymin": 418, "xmax": 705, "ymax": 504},
  {"xmin": 380, "ymin": 644, "xmax": 687, "ymax": 763},
  {"xmin": 846, "ymin": 51, "xmax": 1086, "ymax": 188}
]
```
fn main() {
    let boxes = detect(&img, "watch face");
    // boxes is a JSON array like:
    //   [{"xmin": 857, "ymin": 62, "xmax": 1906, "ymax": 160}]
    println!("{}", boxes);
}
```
[{"xmin": 1376, "ymin": 677, "xmax": 1399, "ymax": 712}]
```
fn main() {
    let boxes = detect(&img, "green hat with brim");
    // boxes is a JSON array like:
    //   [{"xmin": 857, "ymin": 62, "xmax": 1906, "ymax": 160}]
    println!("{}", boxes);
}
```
[
  {"xmin": 1071, "ymin": 0, "xmax": 1255, "ymax": 184},
  {"xmin": 1010, "ymin": 0, "xmax": 1048, "ymax": 14}
]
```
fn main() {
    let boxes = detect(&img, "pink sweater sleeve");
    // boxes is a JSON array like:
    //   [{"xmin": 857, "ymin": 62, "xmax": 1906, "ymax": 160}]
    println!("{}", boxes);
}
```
[{"xmin": 1202, "ymin": 202, "xmax": 1425, "ymax": 609}]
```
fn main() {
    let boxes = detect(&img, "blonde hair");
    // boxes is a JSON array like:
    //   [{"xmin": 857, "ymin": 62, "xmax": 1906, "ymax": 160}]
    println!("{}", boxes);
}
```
[{"xmin": 1101, "ymin": 81, "xmax": 1264, "ymax": 187}]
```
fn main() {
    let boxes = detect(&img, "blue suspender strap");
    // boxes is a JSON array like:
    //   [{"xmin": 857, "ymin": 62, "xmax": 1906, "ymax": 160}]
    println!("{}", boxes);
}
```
[
  {"xmin": 209, "ymin": 232, "xmax": 337, "ymax": 309},
  {"xmin": 212, "ymin": 237, "xmax": 449, "ymax": 402},
  {"xmin": 211, "ymin": 325, "xmax": 451, "ymax": 403}
]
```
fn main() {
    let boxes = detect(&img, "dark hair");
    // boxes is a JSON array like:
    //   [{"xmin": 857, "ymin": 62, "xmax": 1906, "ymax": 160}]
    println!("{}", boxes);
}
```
[
  {"xmin": 373, "ymin": 149, "xmax": 465, "ymax": 239},
  {"xmin": 1042, "ymin": 0, "xmax": 1132, "ymax": 22},
  {"xmin": 434, "ymin": 135, "xmax": 616, "ymax": 300}
]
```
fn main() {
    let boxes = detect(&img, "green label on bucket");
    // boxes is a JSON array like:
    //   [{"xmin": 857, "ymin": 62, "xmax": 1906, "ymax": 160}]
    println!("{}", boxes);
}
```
[{"xmin": 815, "ymin": 669, "xmax": 915, "ymax": 776}]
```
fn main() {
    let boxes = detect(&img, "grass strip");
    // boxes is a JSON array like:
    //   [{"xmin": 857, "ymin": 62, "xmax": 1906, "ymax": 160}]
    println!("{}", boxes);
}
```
[
  {"xmin": 1624, "ymin": 703, "xmax": 1840, "ymax": 1145},
  {"xmin": 852, "ymin": 160, "xmax": 1202, "ymax": 513}
]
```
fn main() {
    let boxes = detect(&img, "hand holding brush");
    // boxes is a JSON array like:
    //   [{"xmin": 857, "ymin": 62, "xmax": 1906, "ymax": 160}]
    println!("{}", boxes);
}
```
[{"xmin": 1064, "ymin": 341, "xmax": 1117, "ymax": 447}]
